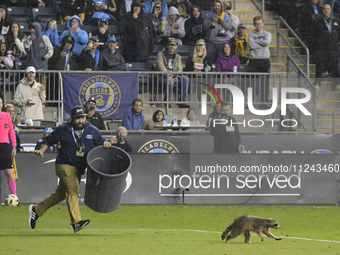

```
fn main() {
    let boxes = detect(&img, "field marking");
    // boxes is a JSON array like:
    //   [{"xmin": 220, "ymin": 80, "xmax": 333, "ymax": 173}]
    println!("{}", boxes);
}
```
[{"xmin": 2, "ymin": 228, "xmax": 340, "ymax": 244}]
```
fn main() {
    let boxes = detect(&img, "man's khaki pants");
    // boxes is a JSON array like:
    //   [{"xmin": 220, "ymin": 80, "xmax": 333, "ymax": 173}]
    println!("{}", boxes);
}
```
[{"xmin": 35, "ymin": 164, "xmax": 82, "ymax": 224}]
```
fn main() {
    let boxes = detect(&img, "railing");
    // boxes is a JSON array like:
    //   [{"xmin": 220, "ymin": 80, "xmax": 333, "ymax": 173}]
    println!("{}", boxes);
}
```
[
  {"xmin": 1, "ymin": 69, "xmax": 282, "ymax": 126},
  {"xmin": 287, "ymin": 54, "xmax": 317, "ymax": 131},
  {"xmin": 249, "ymin": 0, "xmax": 265, "ymax": 18},
  {"xmin": 277, "ymin": 16, "xmax": 310, "ymax": 78},
  {"xmin": 333, "ymin": 108, "xmax": 340, "ymax": 133}
]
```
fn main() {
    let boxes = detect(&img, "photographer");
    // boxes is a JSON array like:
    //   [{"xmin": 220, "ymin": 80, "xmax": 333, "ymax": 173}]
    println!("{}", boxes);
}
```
[
  {"xmin": 209, "ymin": 103, "xmax": 245, "ymax": 154},
  {"xmin": 91, "ymin": 18, "xmax": 110, "ymax": 51},
  {"xmin": 110, "ymin": 126, "xmax": 132, "ymax": 152},
  {"xmin": 229, "ymin": 23, "xmax": 249, "ymax": 66},
  {"xmin": 222, "ymin": 1, "xmax": 239, "ymax": 40}
]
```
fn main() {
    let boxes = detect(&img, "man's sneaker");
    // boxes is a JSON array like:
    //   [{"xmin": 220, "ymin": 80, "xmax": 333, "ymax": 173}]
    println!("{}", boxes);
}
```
[
  {"xmin": 71, "ymin": 220, "xmax": 90, "ymax": 233},
  {"xmin": 335, "ymin": 85, "xmax": 340, "ymax": 91},
  {"xmin": 28, "ymin": 204, "xmax": 39, "ymax": 229},
  {"xmin": 315, "ymin": 84, "xmax": 320, "ymax": 91}
]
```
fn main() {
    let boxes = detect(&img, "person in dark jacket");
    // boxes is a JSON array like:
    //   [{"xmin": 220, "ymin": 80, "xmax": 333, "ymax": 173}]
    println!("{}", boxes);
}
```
[
  {"xmin": 150, "ymin": 2, "xmax": 163, "ymax": 43},
  {"xmin": 209, "ymin": 103, "xmax": 244, "ymax": 153},
  {"xmin": 91, "ymin": 18, "xmax": 110, "ymax": 51},
  {"xmin": 59, "ymin": 0, "xmax": 85, "ymax": 25},
  {"xmin": 298, "ymin": 0, "xmax": 322, "ymax": 55},
  {"xmin": 312, "ymin": 3, "xmax": 340, "ymax": 91},
  {"xmin": 184, "ymin": 39, "xmax": 211, "ymax": 72},
  {"xmin": 110, "ymin": 126, "xmax": 132, "ymax": 152},
  {"xmin": 84, "ymin": 0, "xmax": 118, "ymax": 26},
  {"xmin": 79, "ymin": 35, "xmax": 101, "ymax": 70},
  {"xmin": 183, "ymin": 5, "xmax": 206, "ymax": 46},
  {"xmin": 84, "ymin": 96, "xmax": 106, "ymax": 130},
  {"xmin": 120, "ymin": 0, "xmax": 155, "ymax": 62},
  {"xmin": 0, "ymin": 5, "xmax": 12, "ymax": 38},
  {"xmin": 31, "ymin": 106, "xmax": 112, "ymax": 233},
  {"xmin": 98, "ymin": 35, "xmax": 126, "ymax": 70}
]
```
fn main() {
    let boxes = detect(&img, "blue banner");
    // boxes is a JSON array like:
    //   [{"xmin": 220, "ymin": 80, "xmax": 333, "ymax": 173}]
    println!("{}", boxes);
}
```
[{"xmin": 62, "ymin": 73, "xmax": 138, "ymax": 120}]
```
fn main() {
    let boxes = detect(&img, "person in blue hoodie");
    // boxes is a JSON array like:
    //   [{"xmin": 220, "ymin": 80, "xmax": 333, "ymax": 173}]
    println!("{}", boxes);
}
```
[
  {"xmin": 59, "ymin": 15, "xmax": 89, "ymax": 56},
  {"xmin": 143, "ymin": 0, "xmax": 168, "ymax": 17},
  {"xmin": 41, "ymin": 19, "xmax": 60, "ymax": 48}
]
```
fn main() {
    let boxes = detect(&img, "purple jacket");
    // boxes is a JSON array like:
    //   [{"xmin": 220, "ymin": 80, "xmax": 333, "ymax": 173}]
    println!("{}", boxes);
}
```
[{"xmin": 216, "ymin": 41, "xmax": 241, "ymax": 73}]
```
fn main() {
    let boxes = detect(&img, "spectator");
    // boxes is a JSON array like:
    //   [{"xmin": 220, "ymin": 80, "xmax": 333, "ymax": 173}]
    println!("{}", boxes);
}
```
[
  {"xmin": 4, "ymin": 103, "xmax": 22, "ymax": 152},
  {"xmin": 120, "ymin": 0, "xmax": 155, "ymax": 62},
  {"xmin": 150, "ymin": 2, "xmax": 163, "ymax": 43},
  {"xmin": 41, "ymin": 20, "xmax": 60, "ymax": 48},
  {"xmin": 34, "ymin": 127, "xmax": 58, "ymax": 152},
  {"xmin": 5, "ymin": 22, "xmax": 27, "ymax": 62},
  {"xmin": 98, "ymin": 35, "xmax": 126, "ymax": 71},
  {"xmin": 59, "ymin": 0, "xmax": 85, "ymax": 25},
  {"xmin": 91, "ymin": 18, "xmax": 110, "ymax": 51},
  {"xmin": 183, "ymin": 5, "xmax": 206, "ymax": 46},
  {"xmin": 248, "ymin": 16, "xmax": 272, "ymax": 107},
  {"xmin": 59, "ymin": 15, "xmax": 89, "ymax": 56},
  {"xmin": 48, "ymin": 35, "xmax": 80, "ymax": 70},
  {"xmin": 312, "ymin": 3, "xmax": 340, "ymax": 91},
  {"xmin": 222, "ymin": 1, "xmax": 239, "ymax": 41},
  {"xmin": 299, "ymin": 0, "xmax": 322, "ymax": 55},
  {"xmin": 13, "ymin": 66, "xmax": 46, "ymax": 126},
  {"xmin": 84, "ymin": 0, "xmax": 118, "ymax": 26},
  {"xmin": 144, "ymin": 0, "xmax": 168, "ymax": 17},
  {"xmin": 109, "ymin": 126, "xmax": 132, "ymax": 152},
  {"xmin": 161, "ymin": 6, "xmax": 185, "ymax": 44},
  {"xmin": 229, "ymin": 23, "xmax": 250, "ymax": 66},
  {"xmin": 156, "ymin": 38, "xmax": 190, "ymax": 107},
  {"xmin": 84, "ymin": 96, "xmax": 106, "ymax": 130},
  {"xmin": 79, "ymin": 35, "xmax": 101, "ymax": 70},
  {"xmin": 27, "ymin": 0, "xmax": 51, "ymax": 7},
  {"xmin": 184, "ymin": 39, "xmax": 212, "ymax": 72},
  {"xmin": 286, "ymin": 0, "xmax": 305, "ymax": 35},
  {"xmin": 0, "ymin": 98, "xmax": 17, "ymax": 198},
  {"xmin": 143, "ymin": 108, "xmax": 165, "ymax": 129},
  {"xmin": 0, "ymin": 42, "xmax": 15, "ymax": 70},
  {"xmin": 216, "ymin": 41, "xmax": 241, "ymax": 73},
  {"xmin": 209, "ymin": 102, "xmax": 245, "ymax": 153},
  {"xmin": 0, "ymin": 5, "xmax": 12, "ymax": 38},
  {"xmin": 169, "ymin": 0, "xmax": 193, "ymax": 18},
  {"xmin": 180, "ymin": 108, "xmax": 201, "ymax": 126},
  {"xmin": 203, "ymin": 0, "xmax": 232, "ymax": 62},
  {"xmin": 24, "ymin": 22, "xmax": 54, "ymax": 70},
  {"xmin": 122, "ymin": 98, "xmax": 145, "ymax": 130},
  {"xmin": 31, "ymin": 106, "xmax": 112, "ymax": 233}
]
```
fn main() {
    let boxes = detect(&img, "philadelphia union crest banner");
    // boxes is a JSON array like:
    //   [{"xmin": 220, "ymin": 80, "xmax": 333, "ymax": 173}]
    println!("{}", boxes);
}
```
[{"xmin": 62, "ymin": 73, "xmax": 138, "ymax": 120}]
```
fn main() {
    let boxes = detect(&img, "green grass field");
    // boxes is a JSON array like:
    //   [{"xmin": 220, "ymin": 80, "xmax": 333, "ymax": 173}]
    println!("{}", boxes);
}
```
[{"xmin": 1, "ymin": 204, "xmax": 339, "ymax": 255}]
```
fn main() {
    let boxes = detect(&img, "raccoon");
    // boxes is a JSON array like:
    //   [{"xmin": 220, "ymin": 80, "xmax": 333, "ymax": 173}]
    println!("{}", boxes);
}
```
[{"xmin": 221, "ymin": 215, "xmax": 281, "ymax": 243}]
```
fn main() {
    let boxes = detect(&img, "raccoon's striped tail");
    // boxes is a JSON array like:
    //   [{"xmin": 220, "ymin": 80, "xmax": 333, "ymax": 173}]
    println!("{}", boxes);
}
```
[{"xmin": 221, "ymin": 225, "xmax": 232, "ymax": 240}]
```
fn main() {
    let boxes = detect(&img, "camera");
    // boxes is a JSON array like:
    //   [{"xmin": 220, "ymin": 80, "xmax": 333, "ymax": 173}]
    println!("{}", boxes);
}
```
[
  {"xmin": 237, "ymin": 31, "xmax": 242, "ymax": 37},
  {"xmin": 226, "ymin": 6, "xmax": 231, "ymax": 10}
]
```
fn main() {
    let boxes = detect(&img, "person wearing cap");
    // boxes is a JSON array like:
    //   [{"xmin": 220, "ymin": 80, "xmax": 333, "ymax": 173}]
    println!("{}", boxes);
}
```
[
  {"xmin": 229, "ymin": 22, "xmax": 250, "ymax": 66},
  {"xmin": 41, "ymin": 19, "xmax": 60, "ymax": 48},
  {"xmin": 98, "ymin": 35, "xmax": 126, "ymax": 70},
  {"xmin": 79, "ymin": 36, "xmax": 101, "ymax": 70},
  {"xmin": 183, "ymin": 5, "xmax": 206, "ymax": 46},
  {"xmin": 59, "ymin": 15, "xmax": 89, "ymax": 56},
  {"xmin": 222, "ymin": 1, "xmax": 239, "ymax": 40},
  {"xmin": 203, "ymin": 0, "xmax": 233, "ymax": 63},
  {"xmin": 109, "ymin": 126, "xmax": 132, "ymax": 152},
  {"xmin": 156, "ymin": 37, "xmax": 190, "ymax": 108},
  {"xmin": 31, "ymin": 105, "xmax": 112, "ymax": 233},
  {"xmin": 84, "ymin": 0, "xmax": 118, "ymax": 26},
  {"xmin": 34, "ymin": 127, "xmax": 58, "ymax": 152},
  {"xmin": 91, "ymin": 18, "xmax": 110, "ymax": 51},
  {"xmin": 120, "ymin": 0, "xmax": 155, "ymax": 62},
  {"xmin": 24, "ymin": 22, "xmax": 54, "ymax": 70},
  {"xmin": 13, "ymin": 66, "xmax": 46, "ymax": 126},
  {"xmin": 84, "ymin": 96, "xmax": 106, "ymax": 130},
  {"xmin": 59, "ymin": 0, "xmax": 85, "ymax": 25},
  {"xmin": 184, "ymin": 39, "xmax": 211, "ymax": 72}
]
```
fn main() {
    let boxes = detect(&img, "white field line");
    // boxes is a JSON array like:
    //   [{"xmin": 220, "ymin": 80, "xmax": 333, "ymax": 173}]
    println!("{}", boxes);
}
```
[{"xmin": 2, "ymin": 228, "xmax": 340, "ymax": 243}]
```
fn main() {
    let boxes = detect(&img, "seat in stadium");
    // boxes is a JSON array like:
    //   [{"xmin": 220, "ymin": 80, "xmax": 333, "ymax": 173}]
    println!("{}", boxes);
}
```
[
  {"xmin": 81, "ymin": 25, "xmax": 97, "ymax": 35},
  {"xmin": 7, "ymin": 7, "xmax": 31, "ymax": 23},
  {"xmin": 126, "ymin": 62, "xmax": 153, "ymax": 93},
  {"xmin": 31, "ymin": 7, "xmax": 57, "ymax": 23}
]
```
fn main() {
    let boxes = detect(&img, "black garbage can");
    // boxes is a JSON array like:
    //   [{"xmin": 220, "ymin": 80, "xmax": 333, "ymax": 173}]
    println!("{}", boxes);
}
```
[{"xmin": 85, "ymin": 146, "xmax": 132, "ymax": 213}]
